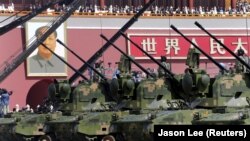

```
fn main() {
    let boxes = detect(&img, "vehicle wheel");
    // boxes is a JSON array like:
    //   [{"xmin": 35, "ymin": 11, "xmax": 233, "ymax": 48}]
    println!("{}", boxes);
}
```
[
  {"xmin": 101, "ymin": 135, "xmax": 116, "ymax": 141},
  {"xmin": 38, "ymin": 135, "xmax": 53, "ymax": 141}
]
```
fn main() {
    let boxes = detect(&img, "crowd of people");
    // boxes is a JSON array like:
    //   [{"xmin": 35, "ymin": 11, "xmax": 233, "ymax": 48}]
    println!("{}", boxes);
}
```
[
  {"xmin": 47, "ymin": 1, "xmax": 250, "ymax": 17},
  {"xmin": 2, "ymin": 0, "xmax": 250, "ymax": 17}
]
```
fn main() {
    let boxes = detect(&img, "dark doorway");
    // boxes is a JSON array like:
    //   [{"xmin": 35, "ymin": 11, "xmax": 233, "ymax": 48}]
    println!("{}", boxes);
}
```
[{"xmin": 26, "ymin": 79, "xmax": 53, "ymax": 109}]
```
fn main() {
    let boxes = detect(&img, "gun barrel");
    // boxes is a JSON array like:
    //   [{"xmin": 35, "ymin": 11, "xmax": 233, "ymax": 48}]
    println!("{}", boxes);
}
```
[
  {"xmin": 100, "ymin": 34, "xmax": 154, "ymax": 78},
  {"xmin": 40, "ymin": 42, "xmax": 88, "ymax": 81},
  {"xmin": 57, "ymin": 39, "xmax": 106, "ymax": 80},
  {"xmin": 195, "ymin": 21, "xmax": 250, "ymax": 71},
  {"xmin": 170, "ymin": 25, "xmax": 228, "ymax": 72}
]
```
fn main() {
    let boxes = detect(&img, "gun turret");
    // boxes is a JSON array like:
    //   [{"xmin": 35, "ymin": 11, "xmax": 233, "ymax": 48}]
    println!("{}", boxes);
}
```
[
  {"xmin": 192, "ymin": 21, "xmax": 250, "ymax": 108},
  {"xmin": 36, "ymin": 42, "xmax": 89, "ymax": 112},
  {"xmin": 119, "ymin": 31, "xmax": 194, "ymax": 99},
  {"xmin": 169, "ymin": 25, "xmax": 219, "ymax": 103},
  {"xmin": 171, "ymin": 23, "xmax": 250, "ymax": 109},
  {"xmin": 118, "ymin": 32, "xmax": 186, "ymax": 110},
  {"xmin": 101, "ymin": 34, "xmax": 156, "ymax": 104}
]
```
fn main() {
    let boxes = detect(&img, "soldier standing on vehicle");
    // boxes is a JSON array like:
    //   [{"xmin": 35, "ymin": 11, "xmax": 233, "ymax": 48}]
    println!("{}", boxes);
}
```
[
  {"xmin": 93, "ymin": 60, "xmax": 104, "ymax": 82},
  {"xmin": 158, "ymin": 56, "xmax": 170, "ymax": 78},
  {"xmin": 235, "ymin": 48, "xmax": 249, "ymax": 73},
  {"xmin": 186, "ymin": 47, "xmax": 201, "ymax": 69}
]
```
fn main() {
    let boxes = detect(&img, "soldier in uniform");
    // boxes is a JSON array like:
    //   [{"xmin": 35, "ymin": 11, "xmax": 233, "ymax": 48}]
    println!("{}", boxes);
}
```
[
  {"xmin": 186, "ymin": 47, "xmax": 201, "ymax": 69},
  {"xmin": 216, "ymin": 62, "xmax": 228, "ymax": 78},
  {"xmin": 158, "ymin": 56, "xmax": 170, "ymax": 78},
  {"xmin": 93, "ymin": 60, "xmax": 104, "ymax": 82},
  {"xmin": 235, "ymin": 48, "xmax": 249, "ymax": 73}
]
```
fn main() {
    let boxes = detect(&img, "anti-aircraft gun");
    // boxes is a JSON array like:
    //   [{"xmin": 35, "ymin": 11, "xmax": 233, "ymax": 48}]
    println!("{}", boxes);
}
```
[
  {"xmin": 40, "ymin": 45, "xmax": 116, "ymax": 141},
  {"xmin": 194, "ymin": 22, "xmax": 250, "ymax": 107},
  {"xmin": 167, "ymin": 23, "xmax": 250, "ymax": 125},
  {"xmin": 119, "ymin": 31, "xmax": 186, "ymax": 110},
  {"xmin": 101, "ymin": 34, "xmax": 160, "ymax": 110},
  {"xmin": 170, "ymin": 25, "xmax": 230, "ymax": 108},
  {"xmin": 186, "ymin": 22, "xmax": 250, "ymax": 125}
]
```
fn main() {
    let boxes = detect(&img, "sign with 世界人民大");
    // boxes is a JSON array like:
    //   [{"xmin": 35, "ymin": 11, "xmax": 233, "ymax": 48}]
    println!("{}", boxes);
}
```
[{"xmin": 127, "ymin": 33, "xmax": 250, "ymax": 60}]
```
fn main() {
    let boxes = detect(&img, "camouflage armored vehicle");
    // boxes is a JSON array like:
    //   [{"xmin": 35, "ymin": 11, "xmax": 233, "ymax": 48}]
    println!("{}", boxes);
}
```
[
  {"xmin": 40, "ymin": 78, "xmax": 123, "ymax": 141},
  {"xmin": 189, "ymin": 22, "xmax": 250, "ymax": 125},
  {"xmin": 168, "ymin": 23, "xmax": 250, "ymax": 125}
]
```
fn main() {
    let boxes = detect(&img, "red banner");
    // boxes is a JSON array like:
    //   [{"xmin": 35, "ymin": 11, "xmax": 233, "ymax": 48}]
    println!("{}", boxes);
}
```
[{"xmin": 127, "ymin": 34, "xmax": 250, "ymax": 59}]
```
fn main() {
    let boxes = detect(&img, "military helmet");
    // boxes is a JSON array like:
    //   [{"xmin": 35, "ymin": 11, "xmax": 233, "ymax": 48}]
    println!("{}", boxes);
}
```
[
  {"xmin": 160, "ymin": 56, "xmax": 167, "ymax": 62},
  {"xmin": 237, "ymin": 48, "xmax": 245, "ymax": 56}
]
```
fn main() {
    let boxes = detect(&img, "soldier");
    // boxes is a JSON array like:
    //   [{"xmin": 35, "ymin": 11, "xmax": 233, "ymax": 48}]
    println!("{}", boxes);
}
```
[
  {"xmin": 158, "ymin": 56, "xmax": 170, "ymax": 78},
  {"xmin": 186, "ymin": 47, "xmax": 201, "ymax": 69},
  {"xmin": 235, "ymin": 48, "xmax": 249, "ymax": 73},
  {"xmin": 216, "ymin": 62, "xmax": 228, "ymax": 78},
  {"xmin": 93, "ymin": 60, "xmax": 104, "ymax": 82}
]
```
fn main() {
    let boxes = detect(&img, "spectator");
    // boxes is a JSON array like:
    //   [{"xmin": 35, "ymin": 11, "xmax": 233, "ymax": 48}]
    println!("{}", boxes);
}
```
[
  {"xmin": 235, "ymin": 48, "xmax": 249, "ymax": 73},
  {"xmin": 1, "ymin": 89, "xmax": 12, "ymax": 115}
]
